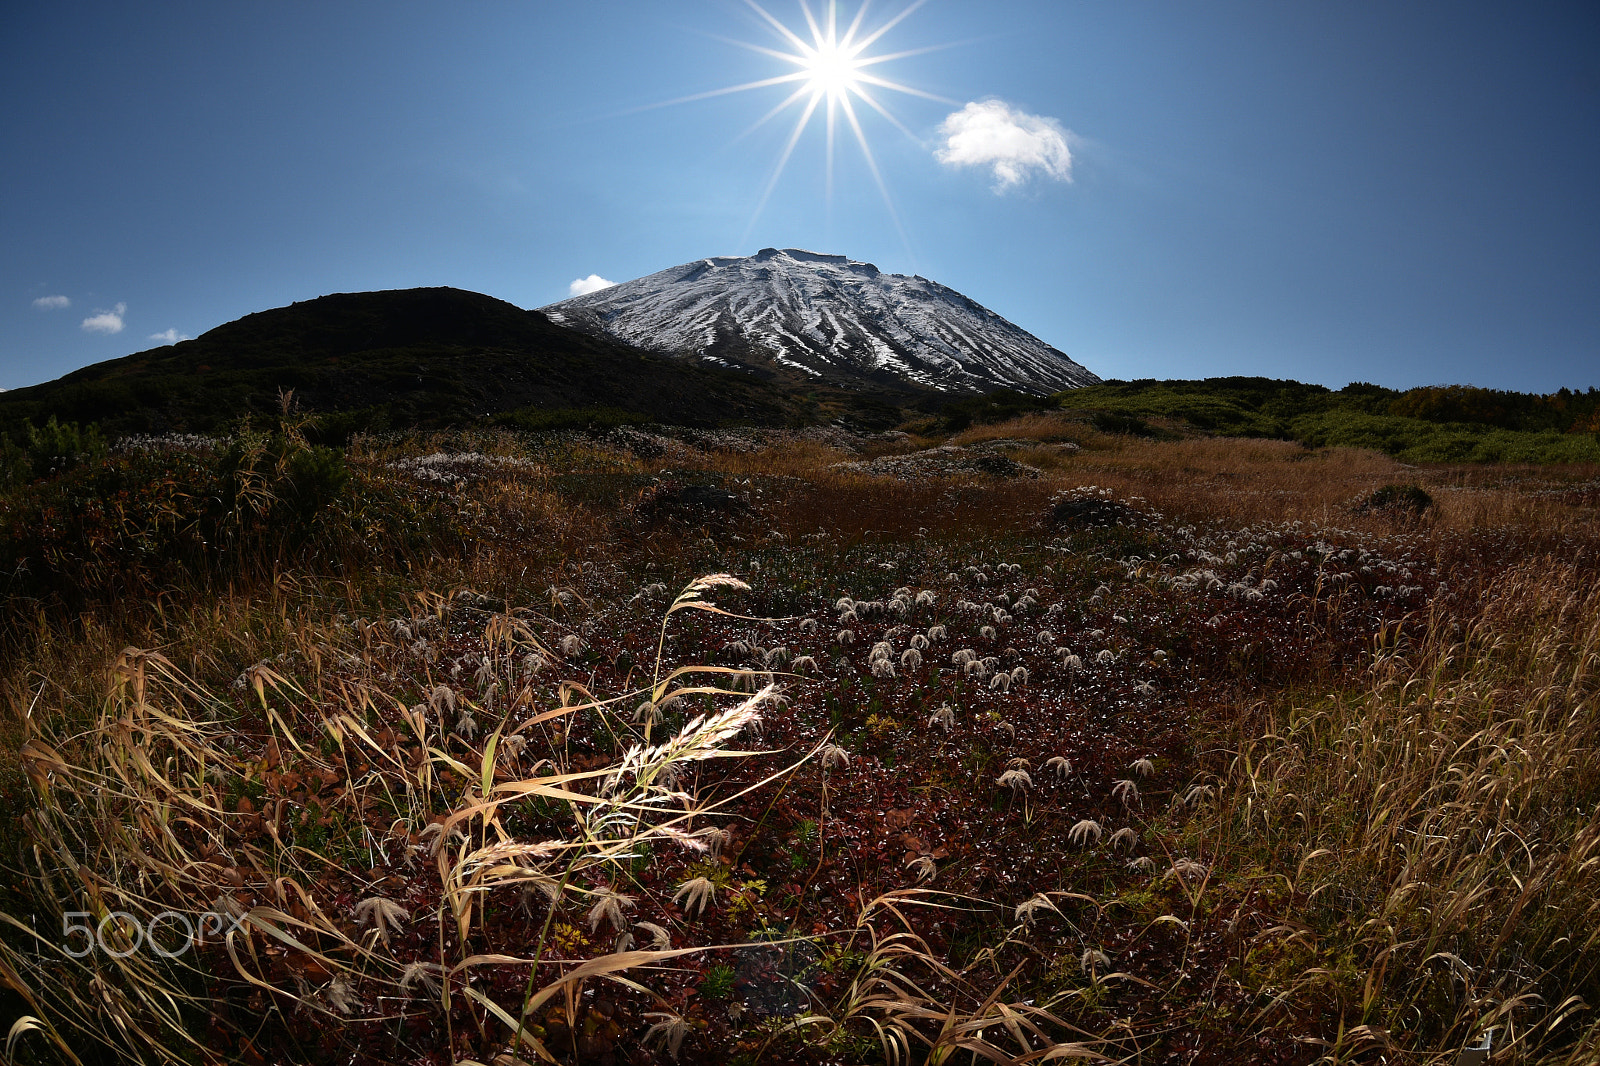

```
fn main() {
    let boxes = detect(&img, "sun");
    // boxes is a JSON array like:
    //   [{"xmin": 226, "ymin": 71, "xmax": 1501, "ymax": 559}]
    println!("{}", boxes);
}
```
[
  {"xmin": 801, "ymin": 37, "xmax": 863, "ymax": 98},
  {"xmin": 651, "ymin": 1, "xmax": 955, "ymax": 241}
]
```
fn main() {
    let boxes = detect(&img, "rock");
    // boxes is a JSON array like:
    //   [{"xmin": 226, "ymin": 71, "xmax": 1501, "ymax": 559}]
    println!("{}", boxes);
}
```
[
  {"xmin": 1047, "ymin": 497, "xmax": 1145, "ymax": 529},
  {"xmin": 636, "ymin": 482, "xmax": 750, "ymax": 521}
]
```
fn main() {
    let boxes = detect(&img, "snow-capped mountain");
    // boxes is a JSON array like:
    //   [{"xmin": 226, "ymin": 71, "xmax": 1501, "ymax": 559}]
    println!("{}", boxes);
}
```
[{"xmin": 541, "ymin": 248, "xmax": 1098, "ymax": 395}]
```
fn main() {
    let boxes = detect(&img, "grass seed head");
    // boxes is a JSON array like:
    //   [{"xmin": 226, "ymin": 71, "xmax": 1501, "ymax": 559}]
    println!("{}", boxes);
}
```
[
  {"xmin": 1069, "ymin": 818, "xmax": 1104, "ymax": 846},
  {"xmin": 586, "ymin": 889, "xmax": 637, "ymax": 934},
  {"xmin": 1015, "ymin": 893, "xmax": 1059, "ymax": 926},
  {"xmin": 672, "ymin": 876, "xmax": 717, "ymax": 917},
  {"xmin": 636, "ymin": 921, "xmax": 671, "ymax": 950},
  {"xmin": 352, "ymin": 896, "xmax": 411, "ymax": 946},
  {"xmin": 820, "ymin": 743, "xmax": 852, "ymax": 771},
  {"xmin": 643, "ymin": 1011, "xmax": 688, "ymax": 1062},
  {"xmin": 997, "ymin": 768, "xmax": 1033, "ymax": 791},
  {"xmin": 400, "ymin": 962, "xmax": 443, "ymax": 999}
]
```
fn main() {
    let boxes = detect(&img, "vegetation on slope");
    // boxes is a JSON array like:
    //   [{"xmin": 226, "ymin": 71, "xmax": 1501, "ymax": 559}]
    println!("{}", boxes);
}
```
[
  {"xmin": 0, "ymin": 288, "xmax": 912, "ymax": 442},
  {"xmin": 1054, "ymin": 378, "xmax": 1600, "ymax": 463}
]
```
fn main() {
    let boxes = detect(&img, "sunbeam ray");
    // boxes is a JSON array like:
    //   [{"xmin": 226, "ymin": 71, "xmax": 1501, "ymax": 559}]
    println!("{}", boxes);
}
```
[
  {"xmin": 799, "ymin": 1, "xmax": 824, "ymax": 51},
  {"xmin": 848, "ymin": 85, "xmax": 919, "ymax": 142},
  {"xmin": 742, "ymin": 91, "xmax": 824, "ymax": 247},
  {"xmin": 853, "ymin": 72, "xmax": 958, "ymax": 105},
  {"xmin": 849, "ymin": 0, "xmax": 928, "ymax": 53},
  {"xmin": 733, "ymin": 82, "xmax": 816, "ymax": 144},
  {"xmin": 855, "ymin": 41, "xmax": 969, "ymax": 67},
  {"xmin": 841, "ymin": 0, "xmax": 872, "ymax": 50},
  {"xmin": 615, "ymin": 71, "xmax": 811, "ymax": 116},
  {"xmin": 825, "ymin": 90, "xmax": 837, "ymax": 210},
  {"xmin": 838, "ymin": 91, "xmax": 912, "ymax": 252},
  {"xmin": 743, "ymin": 0, "xmax": 814, "ymax": 55},
  {"xmin": 712, "ymin": 35, "xmax": 820, "ymax": 67}
]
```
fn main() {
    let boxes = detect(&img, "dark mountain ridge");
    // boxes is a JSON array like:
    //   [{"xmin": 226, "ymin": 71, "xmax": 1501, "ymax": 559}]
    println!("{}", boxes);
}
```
[{"xmin": 0, "ymin": 287, "xmax": 898, "ymax": 437}]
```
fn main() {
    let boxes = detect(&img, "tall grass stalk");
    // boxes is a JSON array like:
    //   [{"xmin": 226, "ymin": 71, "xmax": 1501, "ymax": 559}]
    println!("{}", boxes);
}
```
[
  {"xmin": 1178, "ymin": 554, "xmax": 1600, "ymax": 1060},
  {"xmin": 0, "ymin": 579, "xmax": 805, "ymax": 1064}
]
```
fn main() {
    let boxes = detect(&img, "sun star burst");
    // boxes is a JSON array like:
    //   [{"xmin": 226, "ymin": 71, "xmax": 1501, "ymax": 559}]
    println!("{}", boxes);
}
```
[{"xmin": 652, "ymin": 1, "xmax": 956, "ymax": 243}]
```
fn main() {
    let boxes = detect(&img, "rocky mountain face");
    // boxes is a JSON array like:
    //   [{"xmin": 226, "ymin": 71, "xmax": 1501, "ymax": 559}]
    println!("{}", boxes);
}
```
[{"xmin": 543, "ymin": 248, "xmax": 1098, "ymax": 396}]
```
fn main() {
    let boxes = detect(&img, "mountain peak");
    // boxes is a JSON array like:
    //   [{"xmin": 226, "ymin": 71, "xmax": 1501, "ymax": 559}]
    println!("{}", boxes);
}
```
[{"xmin": 544, "ymin": 251, "xmax": 1097, "ymax": 395}]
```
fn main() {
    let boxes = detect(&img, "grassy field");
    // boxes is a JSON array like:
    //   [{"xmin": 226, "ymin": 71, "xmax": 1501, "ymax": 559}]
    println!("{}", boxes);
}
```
[{"xmin": 1, "ymin": 412, "xmax": 1597, "ymax": 1064}]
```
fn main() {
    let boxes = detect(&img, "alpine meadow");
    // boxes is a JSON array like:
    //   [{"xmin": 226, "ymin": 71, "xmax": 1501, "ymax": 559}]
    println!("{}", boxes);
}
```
[{"xmin": 2, "ymin": 276, "xmax": 1599, "ymax": 1063}]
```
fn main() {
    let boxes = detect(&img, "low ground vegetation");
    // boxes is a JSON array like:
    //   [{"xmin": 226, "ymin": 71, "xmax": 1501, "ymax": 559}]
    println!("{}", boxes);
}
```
[
  {"xmin": 0, "ymin": 414, "xmax": 1597, "ymax": 1064},
  {"xmin": 1055, "ymin": 378, "xmax": 1600, "ymax": 464}
]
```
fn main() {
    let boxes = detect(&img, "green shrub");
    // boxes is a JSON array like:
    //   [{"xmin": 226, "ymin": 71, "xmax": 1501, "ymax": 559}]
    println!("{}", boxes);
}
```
[
  {"xmin": 1090, "ymin": 410, "xmax": 1156, "ymax": 437},
  {"xmin": 0, "ymin": 417, "xmax": 466, "ymax": 621},
  {"xmin": 938, "ymin": 389, "xmax": 1054, "ymax": 432},
  {"xmin": 0, "ymin": 417, "xmax": 108, "ymax": 488},
  {"xmin": 1291, "ymin": 410, "xmax": 1600, "ymax": 464},
  {"xmin": 215, "ymin": 423, "xmax": 349, "ymax": 533}
]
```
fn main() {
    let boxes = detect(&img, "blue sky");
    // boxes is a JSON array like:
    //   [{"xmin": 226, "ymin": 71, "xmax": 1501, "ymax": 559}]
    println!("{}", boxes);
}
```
[{"xmin": 3, "ymin": 1, "xmax": 1597, "ymax": 393}]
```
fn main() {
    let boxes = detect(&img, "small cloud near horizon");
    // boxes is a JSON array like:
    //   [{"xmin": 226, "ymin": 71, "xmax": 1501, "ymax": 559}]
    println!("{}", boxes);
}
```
[
  {"xmin": 935, "ymin": 99, "xmax": 1073, "ymax": 191},
  {"xmin": 32, "ymin": 295, "xmax": 71, "ymax": 311},
  {"xmin": 81, "ymin": 302, "xmax": 127, "ymax": 334},
  {"xmin": 568, "ymin": 274, "xmax": 616, "ymax": 297},
  {"xmin": 148, "ymin": 328, "xmax": 189, "ymax": 345}
]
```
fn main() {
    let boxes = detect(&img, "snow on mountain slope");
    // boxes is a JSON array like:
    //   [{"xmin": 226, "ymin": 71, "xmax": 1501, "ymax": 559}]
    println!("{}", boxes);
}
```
[{"xmin": 541, "ymin": 248, "xmax": 1098, "ymax": 395}]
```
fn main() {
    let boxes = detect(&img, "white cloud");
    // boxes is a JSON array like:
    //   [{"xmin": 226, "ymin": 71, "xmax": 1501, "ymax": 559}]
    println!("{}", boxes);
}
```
[
  {"xmin": 81, "ymin": 302, "xmax": 127, "ymax": 335},
  {"xmin": 568, "ymin": 274, "xmax": 616, "ymax": 298},
  {"xmin": 148, "ymin": 328, "xmax": 189, "ymax": 345},
  {"xmin": 32, "ymin": 295, "xmax": 70, "ymax": 311},
  {"xmin": 934, "ymin": 99, "xmax": 1073, "ymax": 190}
]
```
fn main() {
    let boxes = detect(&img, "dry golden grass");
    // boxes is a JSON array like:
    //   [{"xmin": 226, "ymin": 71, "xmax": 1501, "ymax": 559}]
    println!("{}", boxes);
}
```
[
  {"xmin": 677, "ymin": 439, "xmax": 856, "ymax": 481},
  {"xmin": 0, "ymin": 578, "xmax": 827, "ymax": 1065},
  {"xmin": 948, "ymin": 412, "xmax": 1084, "ymax": 446},
  {"xmin": 1065, "ymin": 437, "xmax": 1406, "ymax": 526},
  {"xmin": 1171, "ymin": 554, "xmax": 1600, "ymax": 1061}
]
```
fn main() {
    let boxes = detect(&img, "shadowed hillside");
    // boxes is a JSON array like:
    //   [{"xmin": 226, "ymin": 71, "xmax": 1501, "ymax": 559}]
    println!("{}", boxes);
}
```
[{"xmin": 0, "ymin": 287, "xmax": 908, "ymax": 438}]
